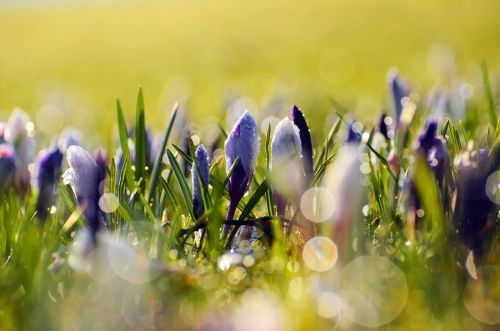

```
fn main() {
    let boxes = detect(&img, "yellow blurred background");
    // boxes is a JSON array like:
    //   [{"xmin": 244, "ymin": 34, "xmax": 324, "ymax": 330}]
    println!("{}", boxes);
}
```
[{"xmin": 0, "ymin": 0, "xmax": 499, "ymax": 137}]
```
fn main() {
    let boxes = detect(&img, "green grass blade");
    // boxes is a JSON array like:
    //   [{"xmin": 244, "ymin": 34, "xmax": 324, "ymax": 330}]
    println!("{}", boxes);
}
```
[
  {"xmin": 147, "ymin": 103, "xmax": 178, "ymax": 202},
  {"xmin": 116, "ymin": 99, "xmax": 135, "ymax": 190},
  {"xmin": 166, "ymin": 149, "xmax": 196, "ymax": 220},
  {"xmin": 135, "ymin": 87, "xmax": 147, "ymax": 189},
  {"xmin": 480, "ymin": 60, "xmax": 497, "ymax": 128}
]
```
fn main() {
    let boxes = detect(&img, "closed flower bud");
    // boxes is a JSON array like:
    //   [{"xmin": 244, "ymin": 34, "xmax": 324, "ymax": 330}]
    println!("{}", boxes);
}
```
[
  {"xmin": 192, "ymin": 145, "xmax": 210, "ymax": 220},
  {"xmin": 291, "ymin": 105, "xmax": 313, "ymax": 185},
  {"xmin": 413, "ymin": 119, "xmax": 448, "ymax": 182},
  {"xmin": 63, "ymin": 145, "xmax": 103, "ymax": 241},
  {"xmin": 5, "ymin": 109, "xmax": 36, "ymax": 193},
  {"xmin": 454, "ymin": 149, "xmax": 498, "ymax": 257},
  {"xmin": 36, "ymin": 147, "xmax": 63, "ymax": 220},
  {"xmin": 388, "ymin": 70, "xmax": 409, "ymax": 126},
  {"xmin": 0, "ymin": 144, "xmax": 17, "ymax": 191},
  {"xmin": 271, "ymin": 117, "xmax": 302, "ymax": 216},
  {"xmin": 224, "ymin": 111, "xmax": 260, "ymax": 233}
]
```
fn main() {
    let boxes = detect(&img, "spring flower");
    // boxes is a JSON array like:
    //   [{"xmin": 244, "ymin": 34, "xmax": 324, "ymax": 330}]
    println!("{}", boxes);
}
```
[
  {"xmin": 291, "ymin": 105, "xmax": 313, "ymax": 185},
  {"xmin": 192, "ymin": 144, "xmax": 210, "ymax": 220},
  {"xmin": 224, "ymin": 111, "xmax": 260, "ymax": 233},
  {"xmin": 413, "ymin": 119, "xmax": 448, "ymax": 183},
  {"xmin": 35, "ymin": 147, "xmax": 63, "ymax": 220},
  {"xmin": 63, "ymin": 145, "xmax": 105, "ymax": 241},
  {"xmin": 4, "ymin": 109, "xmax": 36, "ymax": 193},
  {"xmin": 345, "ymin": 120, "xmax": 362, "ymax": 144},
  {"xmin": 388, "ymin": 70, "xmax": 409, "ymax": 126},
  {"xmin": 454, "ymin": 149, "xmax": 498, "ymax": 257},
  {"xmin": 271, "ymin": 117, "xmax": 302, "ymax": 216},
  {"xmin": 378, "ymin": 113, "xmax": 390, "ymax": 140},
  {"xmin": 0, "ymin": 144, "xmax": 17, "ymax": 191}
]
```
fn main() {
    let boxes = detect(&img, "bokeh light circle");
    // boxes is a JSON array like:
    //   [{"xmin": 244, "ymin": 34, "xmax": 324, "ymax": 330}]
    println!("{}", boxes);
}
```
[
  {"xmin": 99, "ymin": 193, "xmax": 119, "ymax": 213},
  {"xmin": 300, "ymin": 187, "xmax": 336, "ymax": 223},
  {"xmin": 36, "ymin": 104, "xmax": 65, "ymax": 134},
  {"xmin": 302, "ymin": 236, "xmax": 338, "ymax": 272},
  {"xmin": 463, "ymin": 266, "xmax": 500, "ymax": 325},
  {"xmin": 338, "ymin": 255, "xmax": 408, "ymax": 327},
  {"xmin": 485, "ymin": 170, "xmax": 500, "ymax": 205}
]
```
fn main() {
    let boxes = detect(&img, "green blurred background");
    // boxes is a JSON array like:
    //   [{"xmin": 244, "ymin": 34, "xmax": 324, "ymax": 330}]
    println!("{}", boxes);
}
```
[{"xmin": 0, "ymin": 0, "xmax": 499, "ymax": 137}]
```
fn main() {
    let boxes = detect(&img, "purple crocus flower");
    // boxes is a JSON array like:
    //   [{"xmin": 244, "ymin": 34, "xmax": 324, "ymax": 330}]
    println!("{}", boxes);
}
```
[
  {"xmin": 192, "ymin": 144, "xmax": 210, "ymax": 220},
  {"xmin": 345, "ymin": 120, "xmax": 362, "ymax": 144},
  {"xmin": 0, "ymin": 144, "xmax": 17, "ymax": 191},
  {"xmin": 271, "ymin": 117, "xmax": 302, "ymax": 216},
  {"xmin": 454, "ymin": 149, "xmax": 498, "ymax": 257},
  {"xmin": 4, "ymin": 109, "xmax": 36, "ymax": 193},
  {"xmin": 378, "ymin": 113, "xmax": 390, "ymax": 140},
  {"xmin": 388, "ymin": 70, "xmax": 409, "ymax": 126},
  {"xmin": 413, "ymin": 119, "xmax": 448, "ymax": 182},
  {"xmin": 0, "ymin": 123, "xmax": 6, "ymax": 143},
  {"xmin": 291, "ymin": 105, "xmax": 313, "ymax": 186},
  {"xmin": 35, "ymin": 147, "xmax": 63, "ymax": 220},
  {"xmin": 224, "ymin": 111, "xmax": 260, "ymax": 234},
  {"xmin": 63, "ymin": 146, "xmax": 106, "ymax": 242}
]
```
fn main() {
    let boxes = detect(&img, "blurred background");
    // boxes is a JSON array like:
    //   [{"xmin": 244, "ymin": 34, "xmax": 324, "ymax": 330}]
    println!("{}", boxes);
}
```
[{"xmin": 1, "ymin": 0, "xmax": 499, "ymax": 141}]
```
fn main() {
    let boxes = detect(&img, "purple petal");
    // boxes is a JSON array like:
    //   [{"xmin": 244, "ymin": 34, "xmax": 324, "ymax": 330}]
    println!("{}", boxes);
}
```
[{"xmin": 291, "ymin": 105, "xmax": 313, "ymax": 185}]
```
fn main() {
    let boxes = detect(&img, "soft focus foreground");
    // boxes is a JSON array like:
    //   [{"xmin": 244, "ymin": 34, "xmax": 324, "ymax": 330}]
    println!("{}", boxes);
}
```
[{"xmin": 0, "ymin": 67, "xmax": 499, "ymax": 330}]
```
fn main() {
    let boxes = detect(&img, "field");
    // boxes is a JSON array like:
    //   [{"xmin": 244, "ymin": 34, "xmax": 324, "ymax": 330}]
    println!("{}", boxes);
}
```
[{"xmin": 0, "ymin": 1, "xmax": 500, "ymax": 330}]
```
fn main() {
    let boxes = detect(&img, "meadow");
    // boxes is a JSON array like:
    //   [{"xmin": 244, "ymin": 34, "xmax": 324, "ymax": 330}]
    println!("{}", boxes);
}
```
[{"xmin": 0, "ymin": 1, "xmax": 500, "ymax": 330}]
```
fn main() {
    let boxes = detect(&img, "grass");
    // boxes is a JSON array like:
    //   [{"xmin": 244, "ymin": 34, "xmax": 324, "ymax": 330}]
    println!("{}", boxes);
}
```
[{"xmin": 0, "ymin": 68, "xmax": 499, "ymax": 329}]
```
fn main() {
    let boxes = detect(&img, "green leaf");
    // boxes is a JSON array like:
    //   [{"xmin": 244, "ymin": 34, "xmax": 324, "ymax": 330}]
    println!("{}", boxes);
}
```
[
  {"xmin": 116, "ymin": 99, "xmax": 135, "ymax": 190},
  {"xmin": 225, "ymin": 180, "xmax": 269, "ymax": 249},
  {"xmin": 135, "ymin": 87, "xmax": 147, "ymax": 189},
  {"xmin": 147, "ymin": 103, "xmax": 178, "ymax": 202},
  {"xmin": 480, "ymin": 60, "xmax": 497, "ymax": 128},
  {"xmin": 167, "ymin": 150, "xmax": 196, "ymax": 220}
]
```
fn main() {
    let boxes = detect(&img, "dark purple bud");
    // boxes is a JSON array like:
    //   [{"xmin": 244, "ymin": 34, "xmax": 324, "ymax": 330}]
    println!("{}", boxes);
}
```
[
  {"xmin": 291, "ymin": 105, "xmax": 313, "ymax": 186},
  {"xmin": 0, "ymin": 144, "xmax": 17, "ymax": 191},
  {"xmin": 345, "ymin": 120, "xmax": 362, "ymax": 144},
  {"xmin": 413, "ymin": 119, "xmax": 448, "ymax": 182},
  {"xmin": 192, "ymin": 145, "xmax": 210, "ymax": 220},
  {"xmin": 35, "ymin": 147, "xmax": 63, "ymax": 219},
  {"xmin": 388, "ymin": 70, "xmax": 409, "ymax": 126},
  {"xmin": 378, "ymin": 113, "xmax": 389, "ymax": 140},
  {"xmin": 224, "ymin": 111, "xmax": 260, "ymax": 233},
  {"xmin": 454, "ymin": 149, "xmax": 498, "ymax": 256}
]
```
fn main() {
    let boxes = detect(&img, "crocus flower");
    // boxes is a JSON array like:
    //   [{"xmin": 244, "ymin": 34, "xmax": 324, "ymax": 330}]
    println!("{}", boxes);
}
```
[
  {"xmin": 454, "ymin": 149, "xmax": 498, "ymax": 257},
  {"xmin": 0, "ymin": 123, "xmax": 6, "ymax": 143},
  {"xmin": 224, "ymin": 111, "xmax": 260, "ymax": 234},
  {"xmin": 378, "ymin": 113, "xmax": 390, "ymax": 140},
  {"xmin": 192, "ymin": 145, "xmax": 210, "ymax": 220},
  {"xmin": 0, "ymin": 144, "xmax": 17, "ymax": 192},
  {"xmin": 271, "ymin": 117, "xmax": 302, "ymax": 216},
  {"xmin": 291, "ymin": 105, "xmax": 313, "ymax": 186},
  {"xmin": 4, "ymin": 109, "xmax": 36, "ymax": 193},
  {"xmin": 388, "ymin": 70, "xmax": 409, "ymax": 127},
  {"xmin": 413, "ymin": 119, "xmax": 448, "ymax": 183},
  {"xmin": 345, "ymin": 120, "xmax": 362, "ymax": 144},
  {"xmin": 35, "ymin": 147, "xmax": 63, "ymax": 220},
  {"xmin": 63, "ymin": 146, "xmax": 105, "ymax": 242}
]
